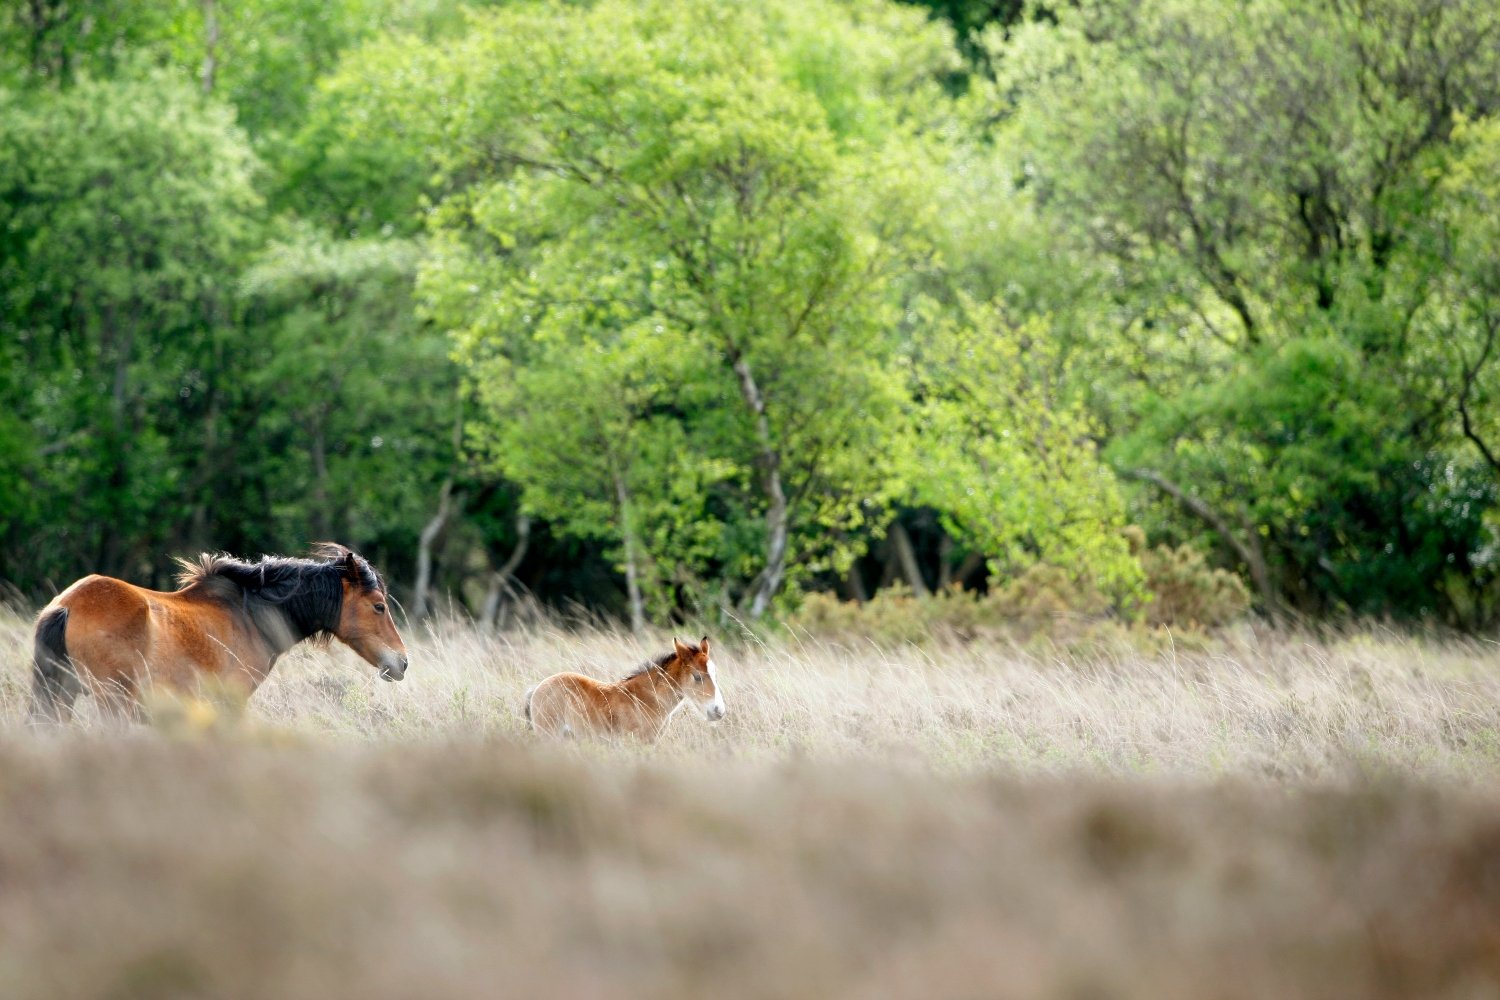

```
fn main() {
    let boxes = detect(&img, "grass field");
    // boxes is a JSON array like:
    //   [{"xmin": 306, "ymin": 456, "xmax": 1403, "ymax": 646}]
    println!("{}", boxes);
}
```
[{"xmin": 3, "ymin": 608, "xmax": 1500, "ymax": 998}]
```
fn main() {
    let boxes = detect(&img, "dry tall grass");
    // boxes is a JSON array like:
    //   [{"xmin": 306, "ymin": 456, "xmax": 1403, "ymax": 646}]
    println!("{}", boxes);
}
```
[
  {"xmin": 3, "ymin": 607, "xmax": 1500, "ymax": 998},
  {"xmin": 8, "ymin": 609, "xmax": 1496, "ymax": 779}
]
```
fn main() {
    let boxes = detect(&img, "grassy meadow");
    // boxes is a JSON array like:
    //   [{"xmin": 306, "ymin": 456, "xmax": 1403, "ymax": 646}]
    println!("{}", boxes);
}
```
[{"xmin": 3, "ymin": 609, "xmax": 1500, "ymax": 998}]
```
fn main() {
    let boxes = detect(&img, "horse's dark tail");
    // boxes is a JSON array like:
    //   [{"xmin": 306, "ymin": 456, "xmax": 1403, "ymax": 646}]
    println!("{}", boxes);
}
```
[
  {"xmin": 523, "ymin": 686, "xmax": 536, "ymax": 730},
  {"xmin": 31, "ymin": 607, "xmax": 77, "ymax": 723}
]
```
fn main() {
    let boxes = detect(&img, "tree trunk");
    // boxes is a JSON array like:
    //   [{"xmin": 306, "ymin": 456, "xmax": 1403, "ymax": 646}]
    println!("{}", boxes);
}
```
[
  {"xmin": 200, "ymin": 0, "xmax": 219, "ymax": 95},
  {"xmin": 878, "ymin": 538, "xmax": 899, "ymax": 589},
  {"xmin": 952, "ymin": 550, "xmax": 986, "ymax": 588},
  {"xmin": 25, "ymin": 0, "xmax": 70, "ymax": 81},
  {"xmin": 843, "ymin": 561, "xmax": 869, "ymax": 603},
  {"xmin": 480, "ymin": 513, "xmax": 532, "ymax": 630},
  {"xmin": 730, "ymin": 353, "xmax": 789, "ymax": 618},
  {"xmin": 98, "ymin": 309, "xmax": 134, "ymax": 576},
  {"xmin": 308, "ymin": 414, "xmax": 330, "ymax": 540},
  {"xmin": 613, "ymin": 470, "xmax": 646, "ymax": 632},
  {"xmin": 187, "ymin": 307, "xmax": 225, "ymax": 552},
  {"xmin": 414, "ymin": 404, "xmax": 467, "ymax": 620},
  {"xmin": 888, "ymin": 521, "xmax": 931, "ymax": 597},
  {"xmin": 411, "ymin": 480, "xmax": 458, "ymax": 621},
  {"xmin": 188, "ymin": 388, "xmax": 218, "ymax": 551}
]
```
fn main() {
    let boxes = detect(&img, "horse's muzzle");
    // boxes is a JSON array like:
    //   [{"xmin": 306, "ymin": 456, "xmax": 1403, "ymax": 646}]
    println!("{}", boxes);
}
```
[
  {"xmin": 379, "ymin": 653, "xmax": 408, "ymax": 682},
  {"xmin": 706, "ymin": 704, "xmax": 725, "ymax": 722}
]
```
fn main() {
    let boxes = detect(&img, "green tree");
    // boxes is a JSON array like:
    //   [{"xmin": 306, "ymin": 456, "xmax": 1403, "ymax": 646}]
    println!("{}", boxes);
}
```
[
  {"xmin": 232, "ymin": 224, "xmax": 460, "ymax": 613},
  {"xmin": 900, "ymin": 0, "xmax": 1027, "ymax": 74},
  {"xmin": 343, "ymin": 0, "xmax": 959, "ymax": 618},
  {"xmin": 913, "ymin": 305, "xmax": 1143, "ymax": 604},
  {"xmin": 983, "ymin": 0, "xmax": 1500, "ymax": 620},
  {"xmin": 0, "ymin": 70, "xmax": 260, "ymax": 586},
  {"xmin": 460, "ymin": 321, "xmax": 734, "ymax": 628},
  {"xmin": 0, "ymin": 1, "xmax": 190, "ymax": 86},
  {"xmin": 1437, "ymin": 117, "xmax": 1500, "ymax": 485}
]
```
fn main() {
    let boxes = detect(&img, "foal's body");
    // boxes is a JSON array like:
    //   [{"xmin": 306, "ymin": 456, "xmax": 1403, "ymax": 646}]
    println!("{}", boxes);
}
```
[
  {"xmin": 32, "ymin": 545, "xmax": 408, "ymax": 721},
  {"xmin": 526, "ymin": 637, "xmax": 725, "ymax": 741}
]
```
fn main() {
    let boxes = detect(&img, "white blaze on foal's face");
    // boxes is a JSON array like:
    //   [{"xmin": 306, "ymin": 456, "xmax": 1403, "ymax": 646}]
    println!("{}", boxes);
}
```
[
  {"xmin": 703, "ymin": 657, "xmax": 726, "ymax": 721},
  {"xmin": 675, "ymin": 635, "xmax": 726, "ymax": 722}
]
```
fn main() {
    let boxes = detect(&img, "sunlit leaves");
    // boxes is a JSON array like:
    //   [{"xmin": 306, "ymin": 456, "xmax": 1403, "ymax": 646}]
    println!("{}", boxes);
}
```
[
  {"xmin": 389, "ymin": 0, "xmax": 953, "ymax": 613},
  {"xmin": 914, "ymin": 305, "xmax": 1144, "ymax": 604}
]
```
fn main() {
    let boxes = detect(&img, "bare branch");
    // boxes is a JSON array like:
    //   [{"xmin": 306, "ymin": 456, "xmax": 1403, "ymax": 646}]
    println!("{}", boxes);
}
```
[{"xmin": 1122, "ymin": 467, "xmax": 1283, "ymax": 617}]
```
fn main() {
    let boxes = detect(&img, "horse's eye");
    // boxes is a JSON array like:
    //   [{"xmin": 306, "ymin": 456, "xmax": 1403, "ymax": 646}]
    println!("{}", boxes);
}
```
[
  {"xmin": 694, "ymin": 672, "xmax": 706, "ymax": 683},
  {"xmin": 373, "ymin": 603, "xmax": 386, "ymax": 615}
]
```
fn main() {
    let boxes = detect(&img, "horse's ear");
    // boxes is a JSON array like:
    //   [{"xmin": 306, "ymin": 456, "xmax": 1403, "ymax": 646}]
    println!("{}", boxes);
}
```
[
  {"xmin": 700, "ymin": 635, "xmax": 711, "ymax": 656},
  {"xmin": 672, "ymin": 636, "xmax": 692, "ymax": 660},
  {"xmin": 341, "ymin": 550, "xmax": 361, "ymax": 583}
]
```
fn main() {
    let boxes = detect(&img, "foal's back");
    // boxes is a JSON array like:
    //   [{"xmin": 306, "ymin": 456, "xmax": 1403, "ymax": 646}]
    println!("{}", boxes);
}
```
[
  {"xmin": 525, "ymin": 672, "xmax": 613, "ymax": 739},
  {"xmin": 524, "ymin": 637, "xmax": 720, "ymax": 741}
]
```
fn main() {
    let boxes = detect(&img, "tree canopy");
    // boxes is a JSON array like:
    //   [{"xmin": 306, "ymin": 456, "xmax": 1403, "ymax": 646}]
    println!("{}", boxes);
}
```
[{"xmin": 5, "ymin": 0, "xmax": 1500, "ymax": 630}]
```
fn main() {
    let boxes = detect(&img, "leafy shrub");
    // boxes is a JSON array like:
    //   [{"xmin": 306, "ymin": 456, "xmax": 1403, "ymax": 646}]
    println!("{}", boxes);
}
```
[
  {"xmin": 791, "ymin": 585, "xmax": 992, "ymax": 647},
  {"xmin": 1140, "ymin": 544, "xmax": 1252, "ymax": 629},
  {"xmin": 987, "ymin": 563, "xmax": 1114, "ymax": 635},
  {"xmin": 789, "ymin": 573, "xmax": 1118, "ymax": 649},
  {"xmin": 789, "ymin": 541, "xmax": 1250, "ymax": 648}
]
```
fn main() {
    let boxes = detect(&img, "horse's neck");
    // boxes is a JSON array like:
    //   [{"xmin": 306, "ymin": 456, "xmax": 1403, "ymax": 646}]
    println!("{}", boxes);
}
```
[
  {"xmin": 277, "ymin": 583, "xmax": 340, "ymax": 646},
  {"xmin": 245, "ymin": 601, "xmax": 309, "ymax": 657},
  {"xmin": 616, "ymin": 668, "xmax": 681, "ymax": 718},
  {"xmin": 241, "ymin": 574, "xmax": 339, "ymax": 655}
]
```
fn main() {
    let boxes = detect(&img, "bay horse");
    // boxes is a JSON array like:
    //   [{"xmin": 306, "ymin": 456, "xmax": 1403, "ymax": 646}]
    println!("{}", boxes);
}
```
[
  {"xmin": 525, "ymin": 636, "xmax": 726, "ymax": 741},
  {"xmin": 31, "ymin": 543, "xmax": 408, "ymax": 722}
]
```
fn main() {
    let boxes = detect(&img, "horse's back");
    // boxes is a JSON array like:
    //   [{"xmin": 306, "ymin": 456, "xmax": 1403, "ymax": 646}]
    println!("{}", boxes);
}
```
[
  {"xmin": 49, "ymin": 574, "xmax": 239, "ymax": 694},
  {"xmin": 38, "ymin": 575, "xmax": 156, "ymax": 702},
  {"xmin": 527, "ymin": 672, "xmax": 607, "ymax": 738},
  {"xmin": 53, "ymin": 575, "xmax": 152, "ymax": 640}
]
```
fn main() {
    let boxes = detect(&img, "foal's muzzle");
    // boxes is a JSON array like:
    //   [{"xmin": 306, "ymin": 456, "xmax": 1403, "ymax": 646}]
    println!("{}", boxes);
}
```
[
  {"xmin": 379, "ymin": 653, "xmax": 409, "ymax": 682},
  {"xmin": 706, "ymin": 704, "xmax": 725, "ymax": 722}
]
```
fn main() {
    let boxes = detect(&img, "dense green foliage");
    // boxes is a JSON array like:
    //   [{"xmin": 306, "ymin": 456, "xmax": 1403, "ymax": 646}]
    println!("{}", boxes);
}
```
[
  {"xmin": 982, "ymin": 0, "xmax": 1500, "ymax": 623},
  {"xmin": 3, "ymin": 0, "xmax": 1500, "ymax": 628}
]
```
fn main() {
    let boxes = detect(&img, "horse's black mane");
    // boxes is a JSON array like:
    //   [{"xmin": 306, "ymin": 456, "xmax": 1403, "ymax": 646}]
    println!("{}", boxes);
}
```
[
  {"xmin": 176, "ymin": 544, "xmax": 383, "ymax": 653},
  {"xmin": 623, "ymin": 641, "xmax": 699, "ymax": 680}
]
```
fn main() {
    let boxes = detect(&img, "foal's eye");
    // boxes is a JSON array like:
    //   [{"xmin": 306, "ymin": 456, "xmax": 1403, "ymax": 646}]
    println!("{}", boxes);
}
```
[
  {"xmin": 373, "ymin": 603, "xmax": 386, "ymax": 615},
  {"xmin": 694, "ymin": 672, "xmax": 706, "ymax": 683}
]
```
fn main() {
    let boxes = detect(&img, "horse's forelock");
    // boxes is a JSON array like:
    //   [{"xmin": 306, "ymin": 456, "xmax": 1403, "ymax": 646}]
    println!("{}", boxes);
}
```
[
  {"xmin": 310, "ymin": 541, "xmax": 383, "ymax": 593},
  {"xmin": 346, "ymin": 555, "xmax": 382, "ymax": 594}
]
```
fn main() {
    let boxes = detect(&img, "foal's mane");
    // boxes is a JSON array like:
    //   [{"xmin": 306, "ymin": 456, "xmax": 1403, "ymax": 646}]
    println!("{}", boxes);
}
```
[
  {"xmin": 174, "ymin": 544, "xmax": 383, "ymax": 648},
  {"xmin": 622, "ymin": 641, "xmax": 699, "ymax": 680}
]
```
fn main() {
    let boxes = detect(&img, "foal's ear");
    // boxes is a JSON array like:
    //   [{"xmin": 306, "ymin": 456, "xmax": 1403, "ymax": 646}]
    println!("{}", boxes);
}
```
[
  {"xmin": 700, "ymin": 635, "xmax": 711, "ymax": 656},
  {"xmin": 673, "ymin": 636, "xmax": 692, "ymax": 660}
]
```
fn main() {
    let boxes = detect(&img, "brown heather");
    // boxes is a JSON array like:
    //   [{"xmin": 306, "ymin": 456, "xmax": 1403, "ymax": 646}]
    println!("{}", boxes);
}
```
[{"xmin": 3, "ymin": 608, "xmax": 1500, "ymax": 998}]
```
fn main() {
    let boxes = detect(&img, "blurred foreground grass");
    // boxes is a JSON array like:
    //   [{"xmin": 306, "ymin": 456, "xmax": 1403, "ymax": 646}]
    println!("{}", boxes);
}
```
[
  {"xmin": 3, "ymin": 739, "xmax": 1499, "ymax": 999},
  {"xmin": 3, "ymin": 609, "xmax": 1500, "ymax": 997}
]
